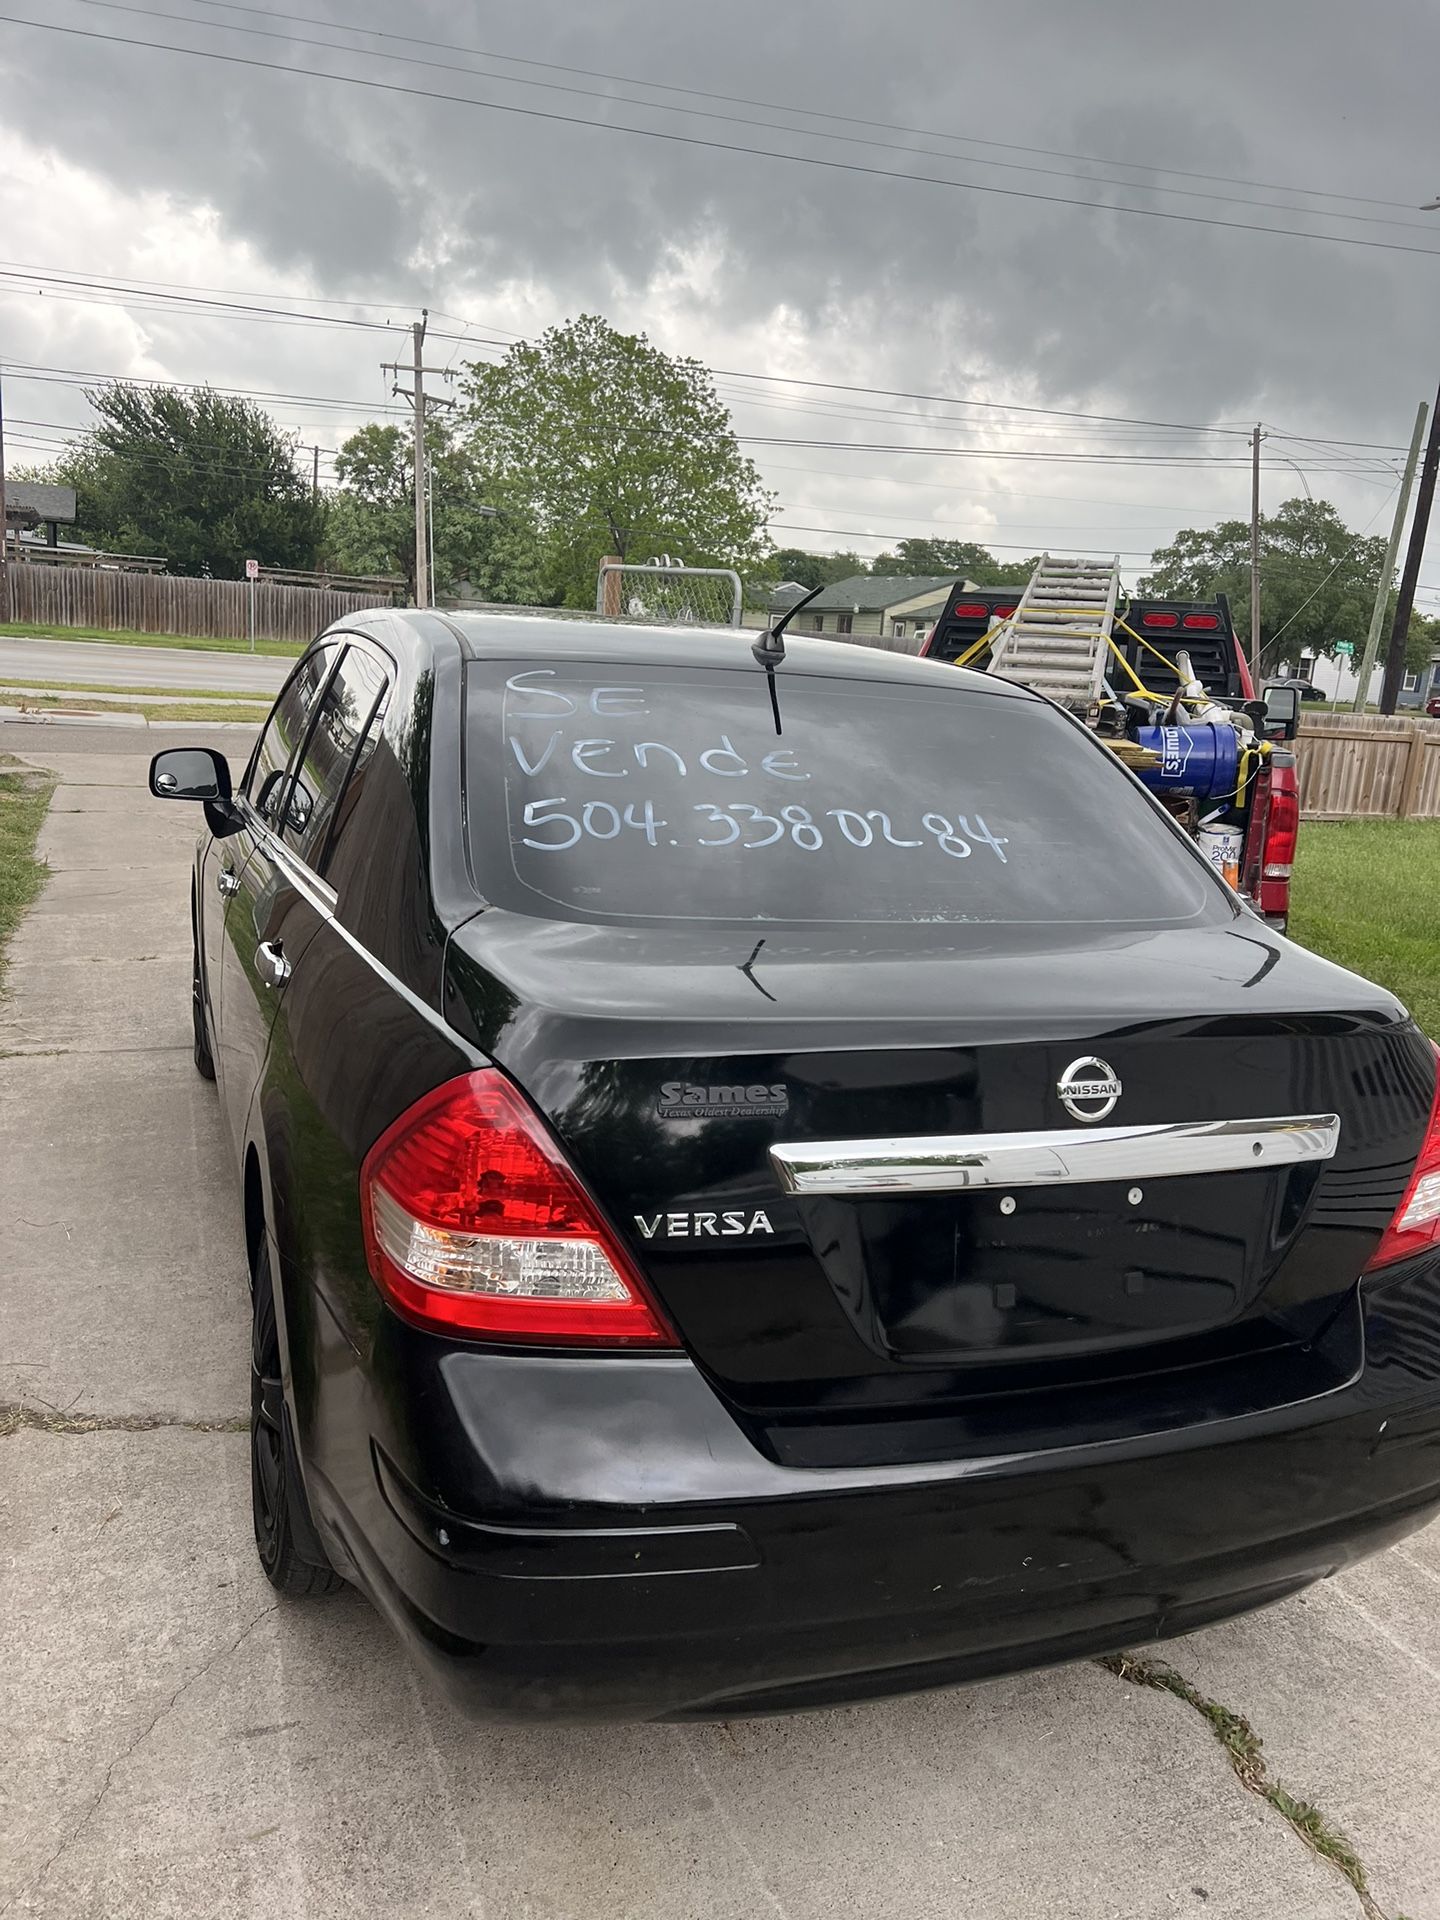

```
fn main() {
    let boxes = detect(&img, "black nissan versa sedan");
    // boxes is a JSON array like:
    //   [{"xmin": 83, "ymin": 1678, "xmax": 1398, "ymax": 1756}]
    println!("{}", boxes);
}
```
[{"xmin": 149, "ymin": 610, "xmax": 1440, "ymax": 1722}]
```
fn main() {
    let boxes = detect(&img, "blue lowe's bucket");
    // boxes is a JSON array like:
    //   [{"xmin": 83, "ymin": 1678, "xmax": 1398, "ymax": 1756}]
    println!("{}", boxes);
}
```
[{"xmin": 1134, "ymin": 721, "xmax": 1239, "ymax": 800}]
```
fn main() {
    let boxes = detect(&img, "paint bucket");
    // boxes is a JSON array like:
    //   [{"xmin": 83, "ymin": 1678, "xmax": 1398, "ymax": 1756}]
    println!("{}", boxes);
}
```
[
  {"xmin": 1197, "ymin": 822, "xmax": 1245, "ymax": 889},
  {"xmin": 1134, "ymin": 721, "xmax": 1240, "ymax": 799}
]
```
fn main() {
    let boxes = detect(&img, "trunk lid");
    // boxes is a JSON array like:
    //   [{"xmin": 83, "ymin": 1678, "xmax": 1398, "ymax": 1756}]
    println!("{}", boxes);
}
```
[{"xmin": 448, "ymin": 915, "xmax": 1435, "ymax": 1467}]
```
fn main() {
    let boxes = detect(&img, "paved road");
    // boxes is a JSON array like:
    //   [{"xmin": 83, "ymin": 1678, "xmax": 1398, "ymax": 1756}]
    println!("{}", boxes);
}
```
[
  {"xmin": 2, "ymin": 734, "xmax": 1438, "ymax": 1919},
  {"xmin": 0, "ymin": 634, "xmax": 289, "ymax": 694}
]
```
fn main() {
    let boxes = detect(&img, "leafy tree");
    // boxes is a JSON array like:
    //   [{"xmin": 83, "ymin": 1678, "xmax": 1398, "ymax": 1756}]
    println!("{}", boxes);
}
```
[
  {"xmin": 53, "ymin": 384, "xmax": 325, "ymax": 577},
  {"xmin": 1141, "ymin": 497, "xmax": 1390, "ymax": 662},
  {"xmin": 1405, "ymin": 610, "xmax": 1440, "ymax": 676},
  {"xmin": 459, "ymin": 314, "xmax": 773, "ymax": 606},
  {"xmin": 762, "ymin": 547, "xmax": 867, "ymax": 591},
  {"xmin": 326, "ymin": 420, "xmax": 547, "ymax": 605},
  {"xmin": 868, "ymin": 538, "xmax": 1024, "ymax": 585}
]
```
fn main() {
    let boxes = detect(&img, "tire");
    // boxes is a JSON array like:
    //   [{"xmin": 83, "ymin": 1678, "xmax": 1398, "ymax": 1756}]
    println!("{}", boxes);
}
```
[
  {"xmin": 250, "ymin": 1239, "xmax": 342, "ymax": 1597},
  {"xmin": 192, "ymin": 943, "xmax": 216, "ymax": 1081}
]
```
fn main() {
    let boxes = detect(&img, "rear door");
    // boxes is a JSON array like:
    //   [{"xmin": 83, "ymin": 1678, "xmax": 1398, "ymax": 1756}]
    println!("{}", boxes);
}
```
[{"xmin": 215, "ymin": 642, "xmax": 342, "ymax": 1146}]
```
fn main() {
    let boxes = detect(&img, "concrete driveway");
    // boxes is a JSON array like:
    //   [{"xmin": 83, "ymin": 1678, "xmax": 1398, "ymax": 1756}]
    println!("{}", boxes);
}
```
[{"xmin": 2, "ymin": 738, "xmax": 1438, "ymax": 1920}]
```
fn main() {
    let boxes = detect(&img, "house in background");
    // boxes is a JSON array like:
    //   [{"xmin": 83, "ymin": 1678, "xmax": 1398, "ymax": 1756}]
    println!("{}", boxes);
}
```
[
  {"xmin": 782, "ymin": 575, "xmax": 970, "ymax": 651},
  {"xmin": 1296, "ymin": 648, "xmax": 1440, "ymax": 710},
  {"xmin": 2, "ymin": 480, "xmax": 78, "ymax": 558}
]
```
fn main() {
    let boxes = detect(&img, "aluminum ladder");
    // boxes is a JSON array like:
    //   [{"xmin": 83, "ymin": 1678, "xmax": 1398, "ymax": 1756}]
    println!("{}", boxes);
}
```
[{"xmin": 987, "ymin": 554, "xmax": 1122, "ymax": 708}]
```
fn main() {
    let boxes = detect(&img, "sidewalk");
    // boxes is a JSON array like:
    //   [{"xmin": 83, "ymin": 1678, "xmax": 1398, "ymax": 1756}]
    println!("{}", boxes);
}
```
[{"xmin": 1, "ymin": 743, "xmax": 1436, "ymax": 1920}]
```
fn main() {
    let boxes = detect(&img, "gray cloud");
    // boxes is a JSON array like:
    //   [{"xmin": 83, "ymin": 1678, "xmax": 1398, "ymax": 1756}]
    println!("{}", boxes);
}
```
[{"xmin": 3, "ymin": 0, "xmax": 1438, "ymax": 580}]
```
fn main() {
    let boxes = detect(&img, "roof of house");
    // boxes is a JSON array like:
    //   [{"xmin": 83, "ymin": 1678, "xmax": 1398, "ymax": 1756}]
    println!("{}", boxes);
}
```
[
  {"xmin": 805, "ymin": 574, "xmax": 957, "ymax": 614},
  {"xmin": 3, "ymin": 481, "xmax": 78, "ymax": 526}
]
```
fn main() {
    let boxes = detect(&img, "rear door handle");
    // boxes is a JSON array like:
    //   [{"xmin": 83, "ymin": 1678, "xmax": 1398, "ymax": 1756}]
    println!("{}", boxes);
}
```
[
  {"xmin": 217, "ymin": 863, "xmax": 241, "ymax": 897},
  {"xmin": 255, "ymin": 940, "xmax": 291, "ymax": 989}
]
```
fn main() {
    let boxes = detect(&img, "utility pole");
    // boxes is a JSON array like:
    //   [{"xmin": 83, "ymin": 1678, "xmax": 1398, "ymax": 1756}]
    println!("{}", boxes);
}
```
[
  {"xmin": 0, "ymin": 364, "xmax": 9, "ymax": 625},
  {"xmin": 311, "ymin": 444, "xmax": 320, "ymax": 502},
  {"xmin": 1352, "ymin": 399, "xmax": 1428, "ymax": 711},
  {"xmin": 1380, "ymin": 374, "xmax": 1440, "ymax": 714},
  {"xmin": 409, "ymin": 315, "xmax": 428, "ymax": 608},
  {"xmin": 1249, "ymin": 424, "xmax": 1263, "ymax": 686},
  {"xmin": 382, "ymin": 312, "xmax": 454, "ymax": 609}
]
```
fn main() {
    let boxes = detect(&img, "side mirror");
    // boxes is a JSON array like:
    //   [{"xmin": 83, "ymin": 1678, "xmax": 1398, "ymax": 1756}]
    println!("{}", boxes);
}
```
[
  {"xmin": 149, "ymin": 747, "xmax": 232, "ymax": 803},
  {"xmin": 1262, "ymin": 685, "xmax": 1300, "ymax": 742}
]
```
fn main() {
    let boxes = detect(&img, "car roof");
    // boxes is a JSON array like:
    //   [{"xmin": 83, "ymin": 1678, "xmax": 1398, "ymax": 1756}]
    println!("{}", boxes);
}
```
[{"xmin": 429, "ymin": 609, "xmax": 1034, "ymax": 699}]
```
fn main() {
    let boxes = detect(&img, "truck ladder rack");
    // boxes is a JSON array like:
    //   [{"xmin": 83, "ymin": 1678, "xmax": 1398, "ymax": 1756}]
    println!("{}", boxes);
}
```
[{"xmin": 987, "ymin": 554, "xmax": 1123, "ymax": 709}]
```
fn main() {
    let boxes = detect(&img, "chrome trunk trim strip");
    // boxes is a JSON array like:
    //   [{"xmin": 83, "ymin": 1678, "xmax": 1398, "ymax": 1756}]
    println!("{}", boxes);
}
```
[{"xmin": 769, "ymin": 1115, "xmax": 1341, "ymax": 1195}]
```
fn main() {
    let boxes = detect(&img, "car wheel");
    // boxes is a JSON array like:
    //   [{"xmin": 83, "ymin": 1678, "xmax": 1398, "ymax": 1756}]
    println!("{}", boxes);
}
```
[
  {"xmin": 251, "ymin": 1238, "xmax": 343, "ymax": 1597},
  {"xmin": 192, "ymin": 944, "xmax": 216, "ymax": 1081}
]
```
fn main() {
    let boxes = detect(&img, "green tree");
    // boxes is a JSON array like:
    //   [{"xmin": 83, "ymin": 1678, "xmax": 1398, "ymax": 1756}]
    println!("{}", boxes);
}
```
[
  {"xmin": 762, "ymin": 547, "xmax": 867, "ymax": 591},
  {"xmin": 868, "ymin": 538, "xmax": 1023, "ymax": 584},
  {"xmin": 54, "ymin": 384, "xmax": 325, "ymax": 576},
  {"xmin": 1405, "ymin": 610, "xmax": 1440, "ymax": 677},
  {"xmin": 459, "ymin": 314, "xmax": 773, "ymax": 606},
  {"xmin": 1141, "ymin": 497, "xmax": 1390, "ymax": 662},
  {"xmin": 326, "ymin": 420, "xmax": 548, "ymax": 605}
]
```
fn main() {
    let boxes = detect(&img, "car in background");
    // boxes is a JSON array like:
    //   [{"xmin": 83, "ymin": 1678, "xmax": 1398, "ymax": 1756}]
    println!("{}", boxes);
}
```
[
  {"xmin": 1265, "ymin": 677, "xmax": 1326, "ymax": 703},
  {"xmin": 149, "ymin": 610, "xmax": 1440, "ymax": 1722}
]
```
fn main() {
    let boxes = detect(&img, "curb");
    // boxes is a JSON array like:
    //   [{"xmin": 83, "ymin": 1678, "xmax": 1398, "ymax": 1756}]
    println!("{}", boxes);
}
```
[{"xmin": 0, "ymin": 707, "xmax": 260, "ymax": 733}]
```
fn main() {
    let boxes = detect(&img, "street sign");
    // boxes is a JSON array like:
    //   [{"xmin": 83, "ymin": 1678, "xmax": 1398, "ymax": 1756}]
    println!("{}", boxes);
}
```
[
  {"xmin": 1335, "ymin": 641, "xmax": 1354, "ymax": 656},
  {"xmin": 245, "ymin": 558, "xmax": 260, "ymax": 581}
]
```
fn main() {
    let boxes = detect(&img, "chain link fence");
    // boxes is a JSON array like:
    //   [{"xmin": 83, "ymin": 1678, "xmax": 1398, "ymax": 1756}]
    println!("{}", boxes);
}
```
[{"xmin": 597, "ymin": 561, "xmax": 743, "ymax": 627}]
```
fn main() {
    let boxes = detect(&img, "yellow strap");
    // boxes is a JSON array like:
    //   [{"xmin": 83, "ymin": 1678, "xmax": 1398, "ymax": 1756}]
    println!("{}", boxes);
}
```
[
  {"xmin": 1112, "ymin": 611, "xmax": 1201, "ymax": 679},
  {"xmin": 1104, "ymin": 637, "xmax": 1159, "ymax": 700},
  {"xmin": 951, "ymin": 632, "xmax": 993, "ymax": 670}
]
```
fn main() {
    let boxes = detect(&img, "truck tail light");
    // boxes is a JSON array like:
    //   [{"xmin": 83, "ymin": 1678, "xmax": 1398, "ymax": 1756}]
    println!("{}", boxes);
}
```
[
  {"xmin": 360, "ymin": 1070, "xmax": 678, "ymax": 1347},
  {"xmin": 1263, "ymin": 786, "xmax": 1299, "ymax": 880},
  {"xmin": 1366, "ymin": 1049, "xmax": 1440, "ymax": 1272}
]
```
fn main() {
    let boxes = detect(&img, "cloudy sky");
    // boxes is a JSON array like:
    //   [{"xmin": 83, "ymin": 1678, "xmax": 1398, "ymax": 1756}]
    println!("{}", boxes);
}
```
[{"xmin": 3, "ymin": 0, "xmax": 1439, "ymax": 609}]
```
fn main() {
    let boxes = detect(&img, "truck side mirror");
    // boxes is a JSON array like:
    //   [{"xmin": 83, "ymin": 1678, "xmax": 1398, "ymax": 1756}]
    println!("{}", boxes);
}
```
[{"xmin": 1263, "ymin": 685, "xmax": 1300, "ymax": 742}]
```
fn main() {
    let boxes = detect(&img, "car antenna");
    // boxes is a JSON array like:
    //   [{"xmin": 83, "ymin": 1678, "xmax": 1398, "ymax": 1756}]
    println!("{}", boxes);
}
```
[{"xmin": 751, "ymin": 582, "xmax": 825, "ymax": 735}]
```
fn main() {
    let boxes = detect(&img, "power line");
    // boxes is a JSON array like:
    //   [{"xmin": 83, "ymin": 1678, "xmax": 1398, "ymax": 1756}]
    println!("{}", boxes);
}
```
[
  {"xmin": 0, "ymin": 263, "xmax": 417, "ymax": 331},
  {"xmin": 4, "ymin": 262, "xmax": 1419, "ymax": 461},
  {"xmin": 67, "ymin": 0, "xmax": 1440, "ymax": 237},
  {"xmin": 3, "ymin": 358, "xmax": 407, "ymax": 415},
  {"xmin": 7, "ymin": 17, "xmax": 1440, "ymax": 262},
  {"xmin": 179, "ymin": 0, "xmax": 1427, "ymax": 217}
]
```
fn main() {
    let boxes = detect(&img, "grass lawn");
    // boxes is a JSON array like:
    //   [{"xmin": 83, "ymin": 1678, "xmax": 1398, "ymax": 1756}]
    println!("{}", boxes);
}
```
[
  {"xmin": 1289, "ymin": 820, "xmax": 1440, "ymax": 1035},
  {"xmin": 0, "ymin": 758, "xmax": 55, "ymax": 987},
  {"xmin": 0, "ymin": 621, "xmax": 303, "ymax": 659}
]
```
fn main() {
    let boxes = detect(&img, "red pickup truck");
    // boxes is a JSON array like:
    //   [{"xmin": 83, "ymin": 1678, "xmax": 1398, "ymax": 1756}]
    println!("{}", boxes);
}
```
[{"xmin": 915, "ymin": 589, "xmax": 1300, "ymax": 930}]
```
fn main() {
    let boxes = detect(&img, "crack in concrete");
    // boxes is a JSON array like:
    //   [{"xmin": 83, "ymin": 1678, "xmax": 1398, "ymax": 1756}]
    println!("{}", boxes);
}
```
[
  {"xmin": 1098, "ymin": 1651, "xmax": 1409, "ymax": 1920},
  {"xmin": 1, "ymin": 1602, "xmax": 279, "ymax": 1915},
  {"xmin": 0, "ymin": 1404, "xmax": 247, "ymax": 1437}
]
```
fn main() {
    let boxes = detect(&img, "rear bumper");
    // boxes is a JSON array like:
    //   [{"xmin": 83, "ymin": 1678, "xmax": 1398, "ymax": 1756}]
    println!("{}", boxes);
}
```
[{"xmin": 306, "ymin": 1264, "xmax": 1440, "ymax": 1722}]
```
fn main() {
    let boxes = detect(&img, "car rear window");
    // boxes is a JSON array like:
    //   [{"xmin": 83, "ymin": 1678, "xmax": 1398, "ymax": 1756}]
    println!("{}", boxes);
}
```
[{"xmin": 462, "ymin": 662, "xmax": 1222, "ymax": 928}]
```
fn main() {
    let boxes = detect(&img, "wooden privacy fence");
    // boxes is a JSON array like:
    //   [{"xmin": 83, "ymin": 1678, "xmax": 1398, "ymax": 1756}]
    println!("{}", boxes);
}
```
[
  {"xmin": 1295, "ymin": 713, "xmax": 1440, "ymax": 821},
  {"xmin": 5, "ymin": 562, "xmax": 393, "ymax": 644}
]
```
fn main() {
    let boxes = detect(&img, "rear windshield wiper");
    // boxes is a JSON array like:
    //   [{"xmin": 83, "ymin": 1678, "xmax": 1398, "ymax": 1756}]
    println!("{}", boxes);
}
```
[{"xmin": 751, "ymin": 582, "xmax": 825, "ymax": 735}]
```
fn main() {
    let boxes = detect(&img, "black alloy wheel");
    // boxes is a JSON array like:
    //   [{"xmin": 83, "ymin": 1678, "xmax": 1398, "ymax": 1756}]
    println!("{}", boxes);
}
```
[{"xmin": 250, "ymin": 1238, "xmax": 343, "ymax": 1597}]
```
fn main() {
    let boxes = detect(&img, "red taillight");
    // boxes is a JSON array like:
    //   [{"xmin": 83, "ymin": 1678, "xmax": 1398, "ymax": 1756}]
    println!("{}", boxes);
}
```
[
  {"xmin": 952, "ymin": 601, "xmax": 988, "ymax": 617},
  {"xmin": 1366, "ymin": 1050, "xmax": 1440, "ymax": 1272},
  {"xmin": 1142, "ymin": 611, "xmax": 1179, "ymax": 628},
  {"xmin": 359, "ymin": 1070, "xmax": 678, "ymax": 1347},
  {"xmin": 993, "ymin": 604, "xmax": 1017, "ymax": 617},
  {"xmin": 1183, "ymin": 613, "xmax": 1220, "ymax": 630},
  {"xmin": 1262, "ymin": 785, "xmax": 1299, "ymax": 881}
]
